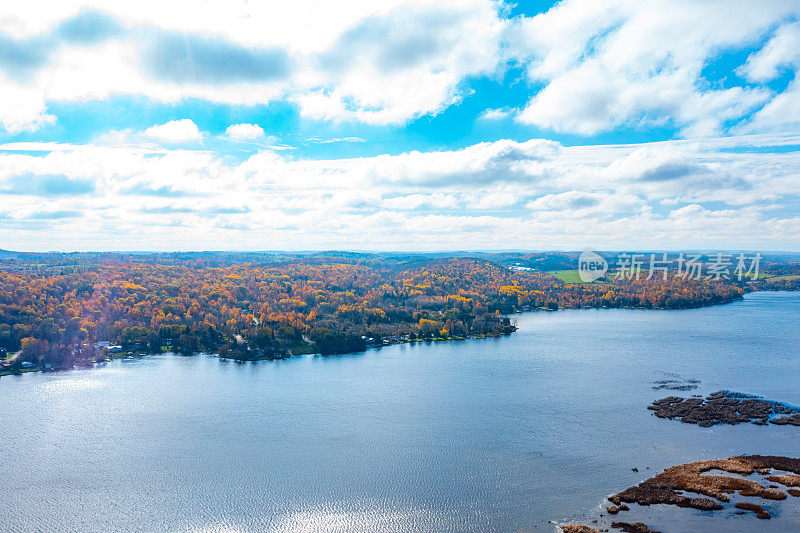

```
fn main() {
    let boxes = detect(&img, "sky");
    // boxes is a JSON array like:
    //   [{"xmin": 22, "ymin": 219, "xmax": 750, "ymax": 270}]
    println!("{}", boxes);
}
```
[{"xmin": 1, "ymin": 0, "xmax": 799, "ymax": 252}]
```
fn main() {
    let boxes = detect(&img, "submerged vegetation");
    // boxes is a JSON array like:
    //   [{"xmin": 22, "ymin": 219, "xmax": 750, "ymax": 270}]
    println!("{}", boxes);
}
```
[{"xmin": 0, "ymin": 250, "xmax": 778, "ymax": 370}]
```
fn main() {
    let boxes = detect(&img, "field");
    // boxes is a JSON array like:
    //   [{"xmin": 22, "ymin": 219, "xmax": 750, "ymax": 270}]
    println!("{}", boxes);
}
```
[
  {"xmin": 547, "ymin": 270, "xmax": 582, "ymax": 283},
  {"xmin": 547, "ymin": 269, "xmax": 606, "ymax": 283},
  {"xmin": 766, "ymin": 274, "xmax": 800, "ymax": 282}
]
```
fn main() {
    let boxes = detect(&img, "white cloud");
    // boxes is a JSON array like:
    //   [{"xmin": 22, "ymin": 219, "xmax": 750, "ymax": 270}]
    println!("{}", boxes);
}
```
[
  {"xmin": 0, "ymin": 76, "xmax": 55, "ymax": 133},
  {"xmin": 224, "ymin": 123, "xmax": 266, "ymax": 140},
  {"xmin": 740, "ymin": 80, "xmax": 800, "ymax": 134},
  {"xmin": 465, "ymin": 190, "xmax": 519, "ymax": 209},
  {"xmin": 527, "ymin": 191, "xmax": 604, "ymax": 211},
  {"xmin": 237, "ymin": 138, "xmax": 560, "ymax": 191},
  {"xmin": 1, "ymin": 1, "xmax": 800, "ymax": 135},
  {"xmin": 526, "ymin": 191, "xmax": 646, "ymax": 221},
  {"xmin": 0, "ymin": 0, "xmax": 509, "ymax": 131},
  {"xmin": 1, "ymin": 134, "xmax": 799, "ymax": 250},
  {"xmin": 509, "ymin": 0, "xmax": 800, "ymax": 136},
  {"xmin": 739, "ymin": 22, "xmax": 800, "ymax": 83},
  {"xmin": 478, "ymin": 108, "xmax": 512, "ymax": 120},
  {"xmin": 143, "ymin": 119, "xmax": 202, "ymax": 143},
  {"xmin": 382, "ymin": 193, "xmax": 459, "ymax": 210}
]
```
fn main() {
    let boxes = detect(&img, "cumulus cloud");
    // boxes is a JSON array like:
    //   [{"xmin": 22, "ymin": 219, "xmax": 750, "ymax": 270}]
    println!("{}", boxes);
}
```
[
  {"xmin": 1, "ymin": 1, "xmax": 800, "ymax": 250},
  {"xmin": 527, "ymin": 191, "xmax": 602, "ymax": 211},
  {"xmin": 738, "ymin": 22, "xmax": 800, "ymax": 83},
  {"xmin": 294, "ymin": 2, "xmax": 506, "ymax": 124},
  {"xmin": 224, "ymin": 123, "xmax": 266, "ymax": 140},
  {"xmin": 0, "ymin": 1, "xmax": 799, "ymax": 135},
  {"xmin": 734, "ymin": 24, "xmax": 800, "ymax": 133},
  {"xmin": 0, "ymin": 0, "xmax": 509, "ymax": 131},
  {"xmin": 238, "ymin": 138, "xmax": 560, "ymax": 190},
  {"xmin": 526, "ymin": 191, "xmax": 646, "ymax": 222},
  {"xmin": 0, "ymin": 78, "xmax": 54, "ymax": 133},
  {"xmin": 741, "ymin": 81, "xmax": 800, "ymax": 133},
  {"xmin": 143, "ymin": 119, "xmax": 202, "ymax": 143},
  {"xmin": 1, "ymin": 134, "xmax": 798, "ymax": 250},
  {"xmin": 509, "ymin": 0, "xmax": 800, "ymax": 136}
]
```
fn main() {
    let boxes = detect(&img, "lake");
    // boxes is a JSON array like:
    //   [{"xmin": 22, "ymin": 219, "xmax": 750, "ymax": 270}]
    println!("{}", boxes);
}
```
[{"xmin": 1, "ymin": 291, "xmax": 799, "ymax": 532}]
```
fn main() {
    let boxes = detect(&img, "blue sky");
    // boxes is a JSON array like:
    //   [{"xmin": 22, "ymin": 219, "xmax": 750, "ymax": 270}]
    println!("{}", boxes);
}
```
[{"xmin": 1, "ymin": 0, "xmax": 800, "ymax": 251}]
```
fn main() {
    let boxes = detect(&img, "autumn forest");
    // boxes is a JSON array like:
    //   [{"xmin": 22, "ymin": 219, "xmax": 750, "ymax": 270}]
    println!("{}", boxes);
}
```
[{"xmin": 0, "ymin": 251, "xmax": 795, "ymax": 371}]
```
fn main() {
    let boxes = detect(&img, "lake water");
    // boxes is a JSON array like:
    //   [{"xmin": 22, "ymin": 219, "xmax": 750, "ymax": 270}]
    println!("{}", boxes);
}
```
[{"xmin": 1, "ymin": 291, "xmax": 799, "ymax": 532}]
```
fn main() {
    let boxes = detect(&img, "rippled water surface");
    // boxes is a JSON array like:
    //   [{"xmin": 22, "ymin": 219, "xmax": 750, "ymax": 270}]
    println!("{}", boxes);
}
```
[{"xmin": 2, "ymin": 292, "xmax": 799, "ymax": 532}]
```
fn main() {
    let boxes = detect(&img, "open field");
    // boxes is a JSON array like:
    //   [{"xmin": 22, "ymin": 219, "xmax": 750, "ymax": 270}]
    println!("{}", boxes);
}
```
[
  {"xmin": 548, "ymin": 269, "xmax": 611, "ymax": 284},
  {"xmin": 766, "ymin": 274, "xmax": 800, "ymax": 282},
  {"xmin": 547, "ymin": 270, "xmax": 584, "ymax": 283}
]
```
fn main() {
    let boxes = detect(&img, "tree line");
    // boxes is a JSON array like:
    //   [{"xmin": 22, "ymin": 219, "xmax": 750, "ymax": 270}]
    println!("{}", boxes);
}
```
[{"xmin": 0, "ymin": 256, "xmax": 746, "ymax": 368}]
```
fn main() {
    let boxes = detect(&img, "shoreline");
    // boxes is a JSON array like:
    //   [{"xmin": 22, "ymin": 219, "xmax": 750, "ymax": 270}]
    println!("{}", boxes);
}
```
[{"xmin": 0, "ymin": 290, "xmax": 766, "ymax": 377}]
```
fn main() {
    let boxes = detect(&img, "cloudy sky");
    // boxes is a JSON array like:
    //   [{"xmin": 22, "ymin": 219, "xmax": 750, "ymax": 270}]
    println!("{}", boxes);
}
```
[{"xmin": 1, "ymin": 0, "xmax": 799, "ymax": 251}]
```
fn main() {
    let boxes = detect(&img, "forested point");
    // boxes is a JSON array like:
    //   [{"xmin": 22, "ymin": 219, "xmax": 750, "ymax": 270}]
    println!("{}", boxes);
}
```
[{"xmin": 0, "ymin": 251, "xmax": 791, "ymax": 370}]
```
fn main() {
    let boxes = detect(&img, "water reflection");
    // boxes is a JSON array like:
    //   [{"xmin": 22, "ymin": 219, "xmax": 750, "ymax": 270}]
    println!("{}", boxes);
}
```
[{"xmin": 0, "ymin": 292, "xmax": 798, "ymax": 532}]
